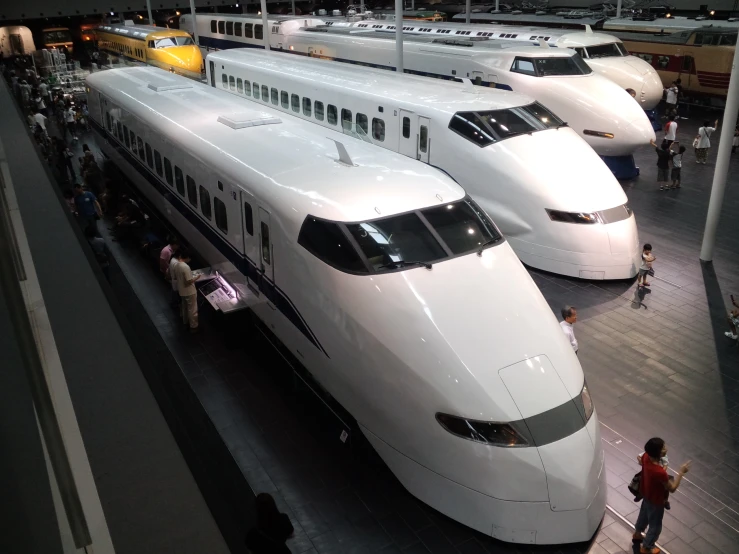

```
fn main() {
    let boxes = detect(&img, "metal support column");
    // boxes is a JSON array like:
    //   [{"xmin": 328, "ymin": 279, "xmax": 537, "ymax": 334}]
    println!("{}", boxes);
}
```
[
  {"xmin": 146, "ymin": 0, "xmax": 153, "ymax": 26},
  {"xmin": 188, "ymin": 0, "xmax": 199, "ymax": 45},
  {"xmin": 700, "ymin": 39, "xmax": 739, "ymax": 261},
  {"xmin": 291, "ymin": 0, "xmax": 296, "ymax": 16},
  {"xmin": 616, "ymin": 0, "xmax": 622, "ymax": 18},
  {"xmin": 261, "ymin": 0, "xmax": 270, "ymax": 51},
  {"xmin": 395, "ymin": 0, "xmax": 404, "ymax": 74},
  {"xmin": 466, "ymin": 0, "xmax": 471, "ymax": 24}
]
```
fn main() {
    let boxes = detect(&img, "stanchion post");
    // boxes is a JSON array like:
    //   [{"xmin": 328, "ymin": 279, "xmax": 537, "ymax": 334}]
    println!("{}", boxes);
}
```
[{"xmin": 395, "ymin": 0, "xmax": 403, "ymax": 74}]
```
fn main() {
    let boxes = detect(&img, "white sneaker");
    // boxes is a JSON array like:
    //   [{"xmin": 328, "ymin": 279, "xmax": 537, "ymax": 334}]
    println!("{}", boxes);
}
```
[{"xmin": 726, "ymin": 332, "xmax": 738, "ymax": 340}]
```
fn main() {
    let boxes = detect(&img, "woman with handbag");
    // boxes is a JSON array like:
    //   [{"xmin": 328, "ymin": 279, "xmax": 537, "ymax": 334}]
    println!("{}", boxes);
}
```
[{"xmin": 695, "ymin": 119, "xmax": 719, "ymax": 164}]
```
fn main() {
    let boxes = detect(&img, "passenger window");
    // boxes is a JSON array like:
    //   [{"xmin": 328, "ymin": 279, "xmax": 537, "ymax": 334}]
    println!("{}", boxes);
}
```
[
  {"xmin": 244, "ymin": 23, "xmax": 253, "ymax": 39},
  {"xmin": 210, "ymin": 20, "xmax": 217, "ymax": 33},
  {"xmin": 281, "ymin": 90, "xmax": 289, "ymax": 108},
  {"xmin": 145, "ymin": 144, "xmax": 153, "ymax": 169},
  {"xmin": 341, "ymin": 109, "xmax": 352, "ymax": 131},
  {"xmin": 315, "ymin": 101, "xmax": 324, "ymax": 121},
  {"xmin": 657, "ymin": 55, "xmax": 670, "ymax": 70},
  {"xmin": 218, "ymin": 21, "xmax": 225, "ymax": 34},
  {"xmin": 271, "ymin": 87, "xmax": 279, "ymax": 105},
  {"xmin": 291, "ymin": 94, "xmax": 300, "ymax": 113},
  {"xmin": 327, "ymin": 104, "xmax": 338, "ymax": 125},
  {"xmin": 229, "ymin": 75, "xmax": 236, "ymax": 91},
  {"xmin": 356, "ymin": 113, "xmax": 368, "ymax": 136},
  {"xmin": 235, "ymin": 22, "xmax": 242, "ymax": 37},
  {"xmin": 116, "ymin": 121, "xmax": 123, "ymax": 140},
  {"xmin": 175, "ymin": 166, "xmax": 184, "ymax": 194},
  {"xmin": 137, "ymin": 137, "xmax": 145, "ymax": 160},
  {"xmin": 130, "ymin": 131, "xmax": 137, "ymax": 153},
  {"xmin": 214, "ymin": 198, "xmax": 228, "ymax": 233},
  {"xmin": 261, "ymin": 85, "xmax": 269, "ymax": 102},
  {"xmin": 222, "ymin": 73, "xmax": 228, "ymax": 89},
  {"xmin": 255, "ymin": 24, "xmax": 263, "ymax": 40},
  {"xmin": 199, "ymin": 186, "xmax": 212, "ymax": 220},
  {"xmin": 260, "ymin": 222, "xmax": 270, "ymax": 264},
  {"xmin": 298, "ymin": 217, "xmax": 366, "ymax": 272},
  {"xmin": 105, "ymin": 112, "xmax": 111, "ymax": 131},
  {"xmin": 303, "ymin": 97, "xmax": 311, "ymax": 117},
  {"xmin": 237, "ymin": 78, "xmax": 243, "ymax": 94},
  {"xmin": 226, "ymin": 21, "xmax": 233, "ymax": 35},
  {"xmin": 245, "ymin": 80, "xmax": 251, "ymax": 96},
  {"xmin": 244, "ymin": 202, "xmax": 254, "ymax": 235},
  {"xmin": 123, "ymin": 125, "xmax": 131, "ymax": 147},
  {"xmin": 154, "ymin": 150, "xmax": 163, "ymax": 176},
  {"xmin": 164, "ymin": 158, "xmax": 173, "ymax": 185},
  {"xmin": 420, "ymin": 125, "xmax": 428, "ymax": 153},
  {"xmin": 186, "ymin": 176, "xmax": 198, "ymax": 207},
  {"xmin": 372, "ymin": 118, "xmax": 385, "ymax": 142},
  {"xmin": 637, "ymin": 53, "xmax": 654, "ymax": 65},
  {"xmin": 682, "ymin": 55, "xmax": 694, "ymax": 72},
  {"xmin": 402, "ymin": 117, "xmax": 410, "ymax": 138},
  {"xmin": 253, "ymin": 82, "xmax": 260, "ymax": 100}
]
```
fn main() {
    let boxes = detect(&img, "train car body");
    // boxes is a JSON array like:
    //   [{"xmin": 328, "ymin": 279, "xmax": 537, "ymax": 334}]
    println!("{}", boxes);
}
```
[
  {"xmin": 42, "ymin": 27, "xmax": 74, "ymax": 53},
  {"xmin": 0, "ymin": 25, "xmax": 36, "ymax": 56},
  {"xmin": 610, "ymin": 26, "xmax": 737, "ymax": 102},
  {"xmin": 95, "ymin": 24, "xmax": 203, "ymax": 80},
  {"xmin": 207, "ymin": 48, "xmax": 640, "ymax": 280},
  {"xmin": 183, "ymin": 13, "xmax": 655, "ymax": 167},
  {"xmin": 86, "ymin": 66, "xmax": 606, "ymax": 545}
]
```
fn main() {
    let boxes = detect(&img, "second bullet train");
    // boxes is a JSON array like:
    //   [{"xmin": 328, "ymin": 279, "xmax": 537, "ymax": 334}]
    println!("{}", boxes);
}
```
[
  {"xmin": 86, "ymin": 66, "xmax": 606, "ymax": 544},
  {"xmin": 207, "ymin": 48, "xmax": 641, "ymax": 279}
]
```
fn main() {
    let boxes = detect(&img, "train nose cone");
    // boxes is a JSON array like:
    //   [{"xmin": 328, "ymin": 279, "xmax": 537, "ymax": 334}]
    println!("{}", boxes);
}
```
[
  {"xmin": 628, "ymin": 117, "xmax": 657, "ymax": 147},
  {"xmin": 639, "ymin": 68, "xmax": 665, "ymax": 110}
]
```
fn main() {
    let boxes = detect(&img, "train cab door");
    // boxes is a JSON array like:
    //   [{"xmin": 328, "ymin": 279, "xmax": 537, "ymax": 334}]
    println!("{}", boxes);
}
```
[
  {"xmin": 257, "ymin": 206, "xmax": 275, "ymax": 305},
  {"xmin": 209, "ymin": 60, "xmax": 215, "ymax": 87},
  {"xmin": 240, "ymin": 190, "xmax": 260, "ymax": 296},
  {"xmin": 418, "ymin": 117, "xmax": 430, "ymax": 164},
  {"xmin": 398, "ymin": 109, "xmax": 418, "ymax": 159}
]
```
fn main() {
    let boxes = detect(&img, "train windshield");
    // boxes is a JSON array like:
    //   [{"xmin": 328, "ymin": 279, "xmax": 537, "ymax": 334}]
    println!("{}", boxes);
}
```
[
  {"xmin": 44, "ymin": 30, "xmax": 73, "ymax": 43},
  {"xmin": 298, "ymin": 197, "xmax": 502, "ymax": 274},
  {"xmin": 511, "ymin": 55, "xmax": 592, "ymax": 76},
  {"xmin": 154, "ymin": 36, "xmax": 195, "ymax": 48},
  {"xmin": 585, "ymin": 43, "xmax": 627, "ymax": 58},
  {"xmin": 449, "ymin": 102, "xmax": 564, "ymax": 147}
]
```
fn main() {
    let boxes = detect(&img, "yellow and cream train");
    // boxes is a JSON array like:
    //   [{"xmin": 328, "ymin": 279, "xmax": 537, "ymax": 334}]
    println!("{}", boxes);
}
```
[{"xmin": 95, "ymin": 24, "xmax": 203, "ymax": 80}]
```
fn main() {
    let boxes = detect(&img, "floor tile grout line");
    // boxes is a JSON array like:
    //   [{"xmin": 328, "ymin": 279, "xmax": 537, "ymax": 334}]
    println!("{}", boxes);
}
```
[
  {"xmin": 606, "ymin": 504, "xmax": 672, "ymax": 554},
  {"xmin": 600, "ymin": 422, "xmax": 739, "ymax": 523}
]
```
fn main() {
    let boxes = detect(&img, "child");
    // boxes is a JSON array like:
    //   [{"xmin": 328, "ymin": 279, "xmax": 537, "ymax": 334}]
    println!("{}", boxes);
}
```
[
  {"xmin": 671, "ymin": 144, "xmax": 685, "ymax": 189},
  {"xmin": 637, "ymin": 243, "xmax": 655, "ymax": 288},
  {"xmin": 634, "ymin": 452, "xmax": 672, "ymax": 510}
]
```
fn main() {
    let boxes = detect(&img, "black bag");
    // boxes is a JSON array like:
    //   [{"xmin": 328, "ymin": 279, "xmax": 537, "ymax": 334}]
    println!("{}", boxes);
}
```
[
  {"xmin": 628, "ymin": 471, "xmax": 642, "ymax": 498},
  {"xmin": 647, "ymin": 268, "xmax": 655, "ymax": 277}
]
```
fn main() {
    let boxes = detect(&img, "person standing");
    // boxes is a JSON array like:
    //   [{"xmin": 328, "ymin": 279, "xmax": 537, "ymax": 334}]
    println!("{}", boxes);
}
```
[
  {"xmin": 175, "ymin": 249, "xmax": 201, "ymax": 333},
  {"xmin": 664, "ymin": 81, "xmax": 678, "ymax": 113},
  {"xmin": 650, "ymin": 139, "xmax": 678, "ymax": 191},
  {"xmin": 65, "ymin": 105, "xmax": 78, "ymax": 142},
  {"xmin": 663, "ymin": 115, "xmax": 677, "ymax": 148},
  {"xmin": 670, "ymin": 145, "xmax": 685, "ymax": 189},
  {"xmin": 246, "ymin": 493, "xmax": 294, "ymax": 554},
  {"xmin": 84, "ymin": 224, "xmax": 111, "ymax": 281},
  {"xmin": 560, "ymin": 306, "xmax": 578, "ymax": 354},
  {"xmin": 168, "ymin": 250, "xmax": 183, "ymax": 308},
  {"xmin": 160, "ymin": 238, "xmax": 180, "ymax": 276},
  {"xmin": 73, "ymin": 183, "xmax": 102, "ymax": 233},
  {"xmin": 695, "ymin": 119, "xmax": 719, "ymax": 164},
  {"xmin": 637, "ymin": 243, "xmax": 656, "ymax": 288},
  {"xmin": 732, "ymin": 125, "xmax": 739, "ymax": 154},
  {"xmin": 632, "ymin": 438, "xmax": 691, "ymax": 554}
]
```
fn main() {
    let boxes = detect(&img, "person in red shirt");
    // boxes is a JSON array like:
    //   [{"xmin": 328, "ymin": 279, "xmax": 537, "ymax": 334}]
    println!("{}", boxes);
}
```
[{"xmin": 633, "ymin": 438, "xmax": 691, "ymax": 554}]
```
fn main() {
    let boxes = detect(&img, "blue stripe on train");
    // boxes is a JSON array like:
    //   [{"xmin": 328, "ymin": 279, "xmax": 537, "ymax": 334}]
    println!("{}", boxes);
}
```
[
  {"xmin": 200, "ymin": 34, "xmax": 514, "ymax": 91},
  {"xmin": 91, "ymin": 118, "xmax": 329, "ymax": 357}
]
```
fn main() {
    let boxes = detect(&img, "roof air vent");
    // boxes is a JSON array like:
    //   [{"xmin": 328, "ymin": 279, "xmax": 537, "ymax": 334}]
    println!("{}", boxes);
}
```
[
  {"xmin": 147, "ymin": 82, "xmax": 193, "ymax": 92},
  {"xmin": 217, "ymin": 112, "xmax": 281, "ymax": 129}
]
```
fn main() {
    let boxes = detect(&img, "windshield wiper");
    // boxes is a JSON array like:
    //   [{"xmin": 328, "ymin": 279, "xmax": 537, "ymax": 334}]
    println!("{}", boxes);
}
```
[
  {"xmin": 378, "ymin": 260, "xmax": 433, "ymax": 270},
  {"xmin": 477, "ymin": 237, "xmax": 502, "ymax": 256}
]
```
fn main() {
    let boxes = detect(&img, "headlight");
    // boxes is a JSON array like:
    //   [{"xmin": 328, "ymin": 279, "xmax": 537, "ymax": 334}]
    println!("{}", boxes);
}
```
[
  {"xmin": 583, "ymin": 130, "xmax": 615, "ymax": 139},
  {"xmin": 436, "ymin": 413, "xmax": 530, "ymax": 447},
  {"xmin": 546, "ymin": 209, "xmax": 600, "ymax": 224},
  {"xmin": 574, "ymin": 380, "xmax": 595, "ymax": 423}
]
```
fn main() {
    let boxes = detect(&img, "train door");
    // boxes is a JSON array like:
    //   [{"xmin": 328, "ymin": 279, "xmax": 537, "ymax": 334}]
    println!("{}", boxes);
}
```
[
  {"xmin": 398, "ymin": 109, "xmax": 417, "ymax": 159},
  {"xmin": 418, "ymin": 117, "xmax": 430, "ymax": 164},
  {"xmin": 10, "ymin": 34, "xmax": 24, "ymax": 55},
  {"xmin": 257, "ymin": 206, "xmax": 275, "ymax": 303},
  {"xmin": 209, "ymin": 60, "xmax": 215, "ymax": 87},
  {"xmin": 240, "ymin": 190, "xmax": 260, "ymax": 294}
]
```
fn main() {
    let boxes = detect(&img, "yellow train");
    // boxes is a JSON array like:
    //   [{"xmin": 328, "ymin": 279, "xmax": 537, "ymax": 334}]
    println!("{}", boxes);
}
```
[{"xmin": 95, "ymin": 24, "xmax": 203, "ymax": 80}]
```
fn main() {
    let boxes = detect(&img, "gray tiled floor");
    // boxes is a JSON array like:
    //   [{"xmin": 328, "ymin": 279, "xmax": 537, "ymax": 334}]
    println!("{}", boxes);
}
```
[{"xmin": 61, "ymin": 108, "xmax": 739, "ymax": 553}]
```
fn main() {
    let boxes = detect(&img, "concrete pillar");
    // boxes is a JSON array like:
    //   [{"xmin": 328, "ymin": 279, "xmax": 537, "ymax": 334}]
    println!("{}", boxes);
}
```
[
  {"xmin": 188, "ymin": 0, "xmax": 199, "ymax": 45},
  {"xmin": 261, "ymin": 0, "xmax": 270, "ymax": 51},
  {"xmin": 700, "ymin": 40, "xmax": 739, "ymax": 261},
  {"xmin": 466, "ymin": 0, "xmax": 471, "ymax": 24},
  {"xmin": 395, "ymin": 0, "xmax": 403, "ymax": 74},
  {"xmin": 616, "ymin": 0, "xmax": 622, "ymax": 18},
  {"xmin": 146, "ymin": 0, "xmax": 153, "ymax": 26}
]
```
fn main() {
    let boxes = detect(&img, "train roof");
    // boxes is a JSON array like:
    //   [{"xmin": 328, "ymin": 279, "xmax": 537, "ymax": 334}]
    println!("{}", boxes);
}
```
[
  {"xmin": 208, "ymin": 48, "xmax": 533, "ymax": 113},
  {"xmin": 182, "ymin": 13, "xmax": 324, "ymax": 25},
  {"xmin": 611, "ymin": 26, "xmax": 738, "ymax": 45},
  {"xmin": 603, "ymin": 17, "xmax": 739, "ymax": 33},
  {"xmin": 86, "ymin": 67, "xmax": 463, "ymax": 225},
  {"xmin": 451, "ymin": 12, "xmax": 606, "ymax": 28},
  {"xmin": 96, "ymin": 23, "xmax": 190, "ymax": 40},
  {"xmin": 309, "ymin": 26, "xmax": 579, "ymax": 57}
]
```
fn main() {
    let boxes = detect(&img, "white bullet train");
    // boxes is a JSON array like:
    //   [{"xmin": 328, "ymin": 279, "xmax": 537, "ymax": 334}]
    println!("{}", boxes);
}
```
[
  {"xmin": 86, "ymin": 66, "xmax": 606, "ymax": 544},
  {"xmin": 182, "ymin": 13, "xmax": 655, "ymax": 177},
  {"xmin": 207, "ymin": 49, "xmax": 641, "ymax": 279},
  {"xmin": 335, "ymin": 16, "xmax": 664, "ymax": 108}
]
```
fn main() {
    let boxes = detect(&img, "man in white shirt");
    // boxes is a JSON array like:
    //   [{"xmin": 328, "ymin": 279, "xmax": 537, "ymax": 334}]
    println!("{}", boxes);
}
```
[
  {"xmin": 65, "ymin": 106, "xmax": 77, "ymax": 142},
  {"xmin": 560, "ymin": 306, "xmax": 578, "ymax": 354},
  {"xmin": 175, "ymin": 250, "xmax": 201, "ymax": 332},
  {"xmin": 665, "ymin": 82, "xmax": 678, "ymax": 112},
  {"xmin": 664, "ymin": 115, "xmax": 677, "ymax": 147},
  {"xmin": 168, "ymin": 249, "xmax": 182, "ymax": 308},
  {"xmin": 33, "ymin": 109, "xmax": 47, "ymax": 133}
]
